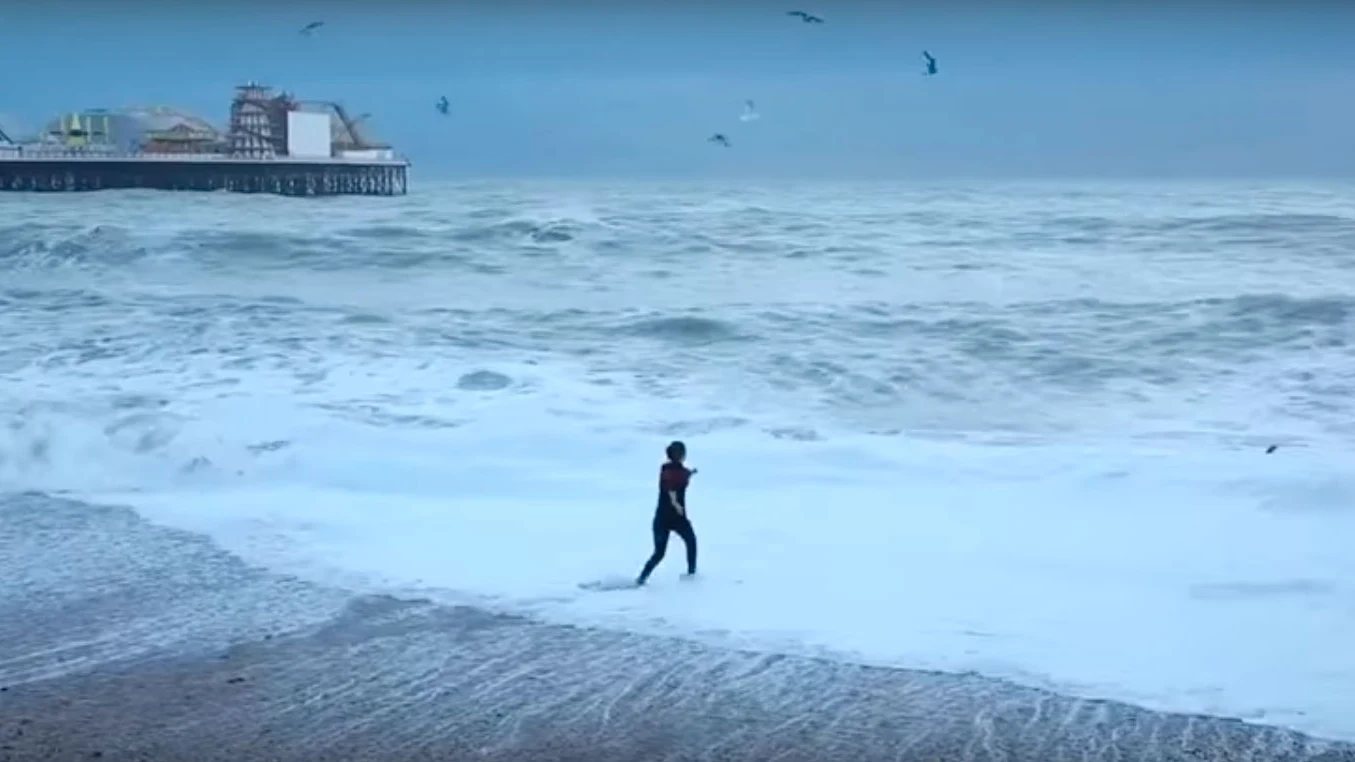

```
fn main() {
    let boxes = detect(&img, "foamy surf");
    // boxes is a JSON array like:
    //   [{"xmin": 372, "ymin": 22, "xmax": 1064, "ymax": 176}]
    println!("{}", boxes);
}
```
[{"xmin": 35, "ymin": 405, "xmax": 1353, "ymax": 742}]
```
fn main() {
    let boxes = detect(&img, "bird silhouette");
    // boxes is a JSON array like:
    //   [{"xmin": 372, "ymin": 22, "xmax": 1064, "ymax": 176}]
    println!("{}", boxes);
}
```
[
  {"xmin": 709, "ymin": 134, "xmax": 731, "ymax": 147},
  {"xmin": 435, "ymin": 96, "xmax": 449, "ymax": 116},
  {"xmin": 1265, "ymin": 444, "xmax": 1278, "ymax": 454},
  {"xmin": 739, "ymin": 100, "xmax": 760, "ymax": 122},
  {"xmin": 786, "ymin": 10, "xmax": 824, "ymax": 23},
  {"xmin": 922, "ymin": 50, "xmax": 938, "ymax": 75},
  {"xmin": 299, "ymin": 21, "xmax": 324, "ymax": 36}
]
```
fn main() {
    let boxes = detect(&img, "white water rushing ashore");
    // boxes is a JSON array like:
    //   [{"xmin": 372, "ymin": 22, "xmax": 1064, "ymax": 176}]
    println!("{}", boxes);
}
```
[{"xmin": 2, "ymin": 179, "xmax": 1354, "ymax": 741}]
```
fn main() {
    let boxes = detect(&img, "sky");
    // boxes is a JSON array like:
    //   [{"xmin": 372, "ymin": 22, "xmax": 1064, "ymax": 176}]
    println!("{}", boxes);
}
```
[{"xmin": 1, "ymin": 0, "xmax": 1353, "ymax": 180}]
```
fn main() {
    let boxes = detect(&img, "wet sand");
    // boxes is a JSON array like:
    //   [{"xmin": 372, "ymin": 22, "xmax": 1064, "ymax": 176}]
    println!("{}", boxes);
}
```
[{"xmin": 3, "ymin": 493, "xmax": 1352, "ymax": 762}]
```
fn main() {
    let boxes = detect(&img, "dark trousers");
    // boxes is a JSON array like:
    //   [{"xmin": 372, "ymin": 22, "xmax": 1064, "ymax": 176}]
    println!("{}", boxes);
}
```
[{"xmin": 638, "ymin": 513, "xmax": 697, "ymax": 583}]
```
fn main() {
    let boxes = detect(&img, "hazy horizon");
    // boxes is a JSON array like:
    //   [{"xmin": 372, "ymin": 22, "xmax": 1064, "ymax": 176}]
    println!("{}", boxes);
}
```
[{"xmin": 2, "ymin": 1, "xmax": 1352, "ymax": 180}]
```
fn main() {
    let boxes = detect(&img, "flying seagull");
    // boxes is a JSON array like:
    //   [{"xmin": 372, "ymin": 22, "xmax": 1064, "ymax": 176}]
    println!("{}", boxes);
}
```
[
  {"xmin": 435, "ymin": 95, "xmax": 450, "ymax": 115},
  {"xmin": 1265, "ymin": 444, "xmax": 1278, "ymax": 454},
  {"xmin": 709, "ymin": 134, "xmax": 731, "ymax": 147},
  {"xmin": 739, "ymin": 100, "xmax": 760, "ymax": 122},
  {"xmin": 922, "ymin": 50, "xmax": 938, "ymax": 76},
  {"xmin": 299, "ymin": 21, "xmax": 324, "ymax": 36},
  {"xmin": 786, "ymin": 10, "xmax": 824, "ymax": 23}
]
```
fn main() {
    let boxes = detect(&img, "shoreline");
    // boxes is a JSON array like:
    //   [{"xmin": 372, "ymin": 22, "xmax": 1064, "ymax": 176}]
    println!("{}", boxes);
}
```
[{"xmin": 3, "ymin": 493, "xmax": 1352, "ymax": 762}]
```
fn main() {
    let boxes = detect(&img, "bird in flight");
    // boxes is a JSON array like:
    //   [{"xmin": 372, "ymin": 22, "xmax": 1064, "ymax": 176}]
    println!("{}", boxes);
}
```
[
  {"xmin": 435, "ymin": 96, "xmax": 450, "ymax": 115},
  {"xmin": 739, "ymin": 100, "xmax": 760, "ymax": 122},
  {"xmin": 299, "ymin": 21, "xmax": 324, "ymax": 36},
  {"xmin": 922, "ymin": 50, "xmax": 938, "ymax": 76},
  {"xmin": 786, "ymin": 10, "xmax": 824, "ymax": 23},
  {"xmin": 709, "ymin": 134, "xmax": 731, "ymax": 147}
]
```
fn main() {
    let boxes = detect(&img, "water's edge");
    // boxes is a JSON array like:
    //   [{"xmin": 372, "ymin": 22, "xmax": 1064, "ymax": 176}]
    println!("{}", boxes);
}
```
[{"xmin": 1, "ymin": 492, "xmax": 1350, "ymax": 762}]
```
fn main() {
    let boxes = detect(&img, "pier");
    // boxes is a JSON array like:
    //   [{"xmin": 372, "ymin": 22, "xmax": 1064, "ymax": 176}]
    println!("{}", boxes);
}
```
[
  {"xmin": 0, "ymin": 81, "xmax": 410, "ymax": 197},
  {"xmin": 0, "ymin": 152, "xmax": 408, "ymax": 196}
]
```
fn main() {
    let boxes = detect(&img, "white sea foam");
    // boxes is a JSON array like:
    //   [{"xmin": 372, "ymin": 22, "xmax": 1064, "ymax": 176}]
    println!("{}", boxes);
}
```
[{"xmin": 0, "ymin": 370, "xmax": 1349, "ymax": 738}]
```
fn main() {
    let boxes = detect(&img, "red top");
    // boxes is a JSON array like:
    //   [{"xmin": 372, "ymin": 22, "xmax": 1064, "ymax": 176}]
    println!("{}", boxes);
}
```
[
  {"xmin": 659, "ymin": 462, "xmax": 691, "ymax": 491},
  {"xmin": 657, "ymin": 462, "xmax": 691, "ymax": 516}
]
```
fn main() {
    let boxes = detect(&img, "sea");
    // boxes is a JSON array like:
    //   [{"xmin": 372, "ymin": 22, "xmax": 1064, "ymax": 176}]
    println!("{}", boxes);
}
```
[{"xmin": 2, "ymin": 179, "xmax": 1354, "ymax": 741}]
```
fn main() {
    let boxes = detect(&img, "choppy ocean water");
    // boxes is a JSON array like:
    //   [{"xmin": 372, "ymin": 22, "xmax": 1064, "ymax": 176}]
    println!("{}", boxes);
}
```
[{"xmin": 2, "ymin": 179, "xmax": 1354, "ymax": 741}]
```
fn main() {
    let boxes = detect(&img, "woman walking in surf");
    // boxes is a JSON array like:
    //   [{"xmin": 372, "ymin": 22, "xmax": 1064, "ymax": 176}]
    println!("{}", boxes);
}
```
[{"xmin": 636, "ymin": 440, "xmax": 698, "ymax": 586}]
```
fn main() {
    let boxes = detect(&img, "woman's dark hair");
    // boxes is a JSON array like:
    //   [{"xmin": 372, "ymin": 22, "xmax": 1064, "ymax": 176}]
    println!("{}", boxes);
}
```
[{"xmin": 665, "ymin": 440, "xmax": 686, "ymax": 460}]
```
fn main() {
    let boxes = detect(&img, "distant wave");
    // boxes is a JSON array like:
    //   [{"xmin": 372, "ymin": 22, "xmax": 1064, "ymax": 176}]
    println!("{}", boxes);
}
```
[
  {"xmin": 0, "ymin": 223, "xmax": 147, "ymax": 268},
  {"xmin": 1039, "ymin": 212, "xmax": 1355, "ymax": 257},
  {"xmin": 449, "ymin": 219, "xmax": 584, "ymax": 244},
  {"xmin": 1048, "ymin": 212, "xmax": 1354, "ymax": 235},
  {"xmin": 4, "ymin": 203, "xmax": 1352, "ymax": 270},
  {"xmin": 620, "ymin": 315, "xmax": 747, "ymax": 344}
]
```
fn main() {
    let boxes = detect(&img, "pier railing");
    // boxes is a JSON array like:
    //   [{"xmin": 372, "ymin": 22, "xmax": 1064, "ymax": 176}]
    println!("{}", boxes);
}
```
[
  {"xmin": 0, "ymin": 146, "xmax": 407, "ymax": 166},
  {"xmin": 1, "ymin": 148, "xmax": 409, "ymax": 196}
]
